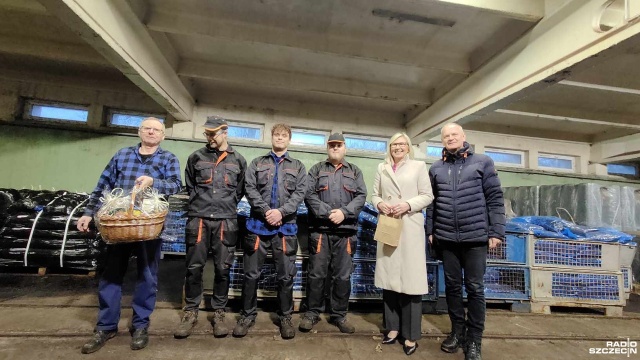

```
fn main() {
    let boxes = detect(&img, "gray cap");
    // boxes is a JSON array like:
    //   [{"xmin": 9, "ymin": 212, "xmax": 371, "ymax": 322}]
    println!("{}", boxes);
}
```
[
  {"xmin": 327, "ymin": 133, "xmax": 345, "ymax": 143},
  {"xmin": 204, "ymin": 116, "xmax": 228, "ymax": 132}
]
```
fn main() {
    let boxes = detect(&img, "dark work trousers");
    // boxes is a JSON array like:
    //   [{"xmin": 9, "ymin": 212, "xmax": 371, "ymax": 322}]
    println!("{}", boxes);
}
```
[
  {"xmin": 441, "ymin": 241, "xmax": 488, "ymax": 342},
  {"xmin": 382, "ymin": 290, "xmax": 422, "ymax": 342},
  {"xmin": 183, "ymin": 218, "xmax": 238, "ymax": 312},
  {"xmin": 305, "ymin": 232, "xmax": 354, "ymax": 322},
  {"xmin": 96, "ymin": 238, "xmax": 162, "ymax": 331},
  {"xmin": 240, "ymin": 232, "xmax": 298, "ymax": 320}
]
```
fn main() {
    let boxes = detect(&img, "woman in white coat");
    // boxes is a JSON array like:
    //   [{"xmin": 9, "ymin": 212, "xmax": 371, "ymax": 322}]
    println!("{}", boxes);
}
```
[{"xmin": 372, "ymin": 132, "xmax": 434, "ymax": 356}]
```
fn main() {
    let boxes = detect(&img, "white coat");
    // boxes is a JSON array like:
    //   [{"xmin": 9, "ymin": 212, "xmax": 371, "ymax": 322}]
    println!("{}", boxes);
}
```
[{"xmin": 372, "ymin": 157, "xmax": 434, "ymax": 295}]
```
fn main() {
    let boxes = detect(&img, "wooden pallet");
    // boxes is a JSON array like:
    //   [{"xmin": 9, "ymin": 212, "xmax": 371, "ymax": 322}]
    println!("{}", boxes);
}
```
[
  {"xmin": 487, "ymin": 299, "xmax": 532, "ymax": 313},
  {"xmin": 530, "ymin": 301, "xmax": 623, "ymax": 317},
  {"xmin": 0, "ymin": 265, "xmax": 96, "ymax": 278}
]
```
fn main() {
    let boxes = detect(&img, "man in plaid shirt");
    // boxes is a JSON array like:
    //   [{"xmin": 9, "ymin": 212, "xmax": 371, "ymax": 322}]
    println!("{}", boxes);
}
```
[{"xmin": 77, "ymin": 117, "xmax": 182, "ymax": 354}]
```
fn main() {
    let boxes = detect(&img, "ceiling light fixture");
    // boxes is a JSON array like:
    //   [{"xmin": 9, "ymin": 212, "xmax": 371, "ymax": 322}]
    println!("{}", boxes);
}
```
[{"xmin": 372, "ymin": 9, "xmax": 455, "ymax": 27}]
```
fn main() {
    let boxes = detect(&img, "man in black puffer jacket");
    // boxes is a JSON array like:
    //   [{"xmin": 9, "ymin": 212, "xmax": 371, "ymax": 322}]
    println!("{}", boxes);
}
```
[{"xmin": 427, "ymin": 123, "xmax": 505, "ymax": 360}]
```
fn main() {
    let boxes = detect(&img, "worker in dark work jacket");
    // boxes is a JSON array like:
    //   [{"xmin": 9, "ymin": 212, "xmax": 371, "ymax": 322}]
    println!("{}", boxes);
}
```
[
  {"xmin": 174, "ymin": 116, "xmax": 247, "ymax": 340},
  {"xmin": 232, "ymin": 123, "xmax": 307, "ymax": 340},
  {"xmin": 299, "ymin": 133, "xmax": 366, "ymax": 333}
]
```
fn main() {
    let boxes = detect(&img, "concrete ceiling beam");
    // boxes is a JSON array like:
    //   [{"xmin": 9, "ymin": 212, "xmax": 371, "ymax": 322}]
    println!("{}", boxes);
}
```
[
  {"xmin": 591, "ymin": 132, "xmax": 640, "ymax": 163},
  {"xmin": 145, "ymin": 10, "xmax": 470, "ymax": 75},
  {"xmin": 178, "ymin": 59, "xmax": 432, "ymax": 106},
  {"xmin": 494, "ymin": 109, "xmax": 640, "ymax": 130},
  {"xmin": 434, "ymin": 0, "xmax": 545, "ymax": 22},
  {"xmin": 0, "ymin": 34, "xmax": 110, "ymax": 66},
  {"xmin": 407, "ymin": 0, "xmax": 640, "ymax": 143},
  {"xmin": 559, "ymin": 80, "xmax": 640, "ymax": 95},
  {"xmin": 36, "ymin": 0, "xmax": 194, "ymax": 121}
]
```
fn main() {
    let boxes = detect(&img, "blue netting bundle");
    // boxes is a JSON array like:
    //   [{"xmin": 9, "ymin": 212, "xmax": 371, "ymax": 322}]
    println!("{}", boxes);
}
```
[{"xmin": 508, "ymin": 216, "xmax": 635, "ymax": 244}]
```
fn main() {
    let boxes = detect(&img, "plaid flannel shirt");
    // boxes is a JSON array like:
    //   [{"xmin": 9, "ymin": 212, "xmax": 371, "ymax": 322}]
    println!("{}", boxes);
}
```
[{"xmin": 83, "ymin": 144, "xmax": 182, "ymax": 216}]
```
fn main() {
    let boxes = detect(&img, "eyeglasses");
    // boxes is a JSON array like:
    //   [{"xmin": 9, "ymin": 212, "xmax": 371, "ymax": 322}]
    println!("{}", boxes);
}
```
[
  {"xmin": 139, "ymin": 126, "xmax": 164, "ymax": 134},
  {"xmin": 390, "ymin": 142, "xmax": 408, "ymax": 147},
  {"xmin": 203, "ymin": 131, "xmax": 226, "ymax": 138}
]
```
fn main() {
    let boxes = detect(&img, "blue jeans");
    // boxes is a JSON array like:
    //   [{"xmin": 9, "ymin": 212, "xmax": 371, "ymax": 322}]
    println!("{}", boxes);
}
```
[
  {"xmin": 441, "ymin": 241, "xmax": 487, "ymax": 342},
  {"xmin": 96, "ymin": 238, "xmax": 162, "ymax": 331}
]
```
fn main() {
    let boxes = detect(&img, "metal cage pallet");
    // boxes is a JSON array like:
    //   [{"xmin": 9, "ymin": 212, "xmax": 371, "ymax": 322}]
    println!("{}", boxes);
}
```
[
  {"xmin": 529, "ymin": 267, "xmax": 625, "ymax": 308},
  {"xmin": 487, "ymin": 233, "xmax": 527, "ymax": 264},
  {"xmin": 528, "ymin": 237, "xmax": 620, "ymax": 271},
  {"xmin": 621, "ymin": 266, "xmax": 632, "ymax": 300},
  {"xmin": 437, "ymin": 263, "xmax": 530, "ymax": 300}
]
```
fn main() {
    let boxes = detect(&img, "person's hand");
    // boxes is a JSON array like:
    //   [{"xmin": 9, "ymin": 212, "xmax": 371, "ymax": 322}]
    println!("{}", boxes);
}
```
[
  {"xmin": 428, "ymin": 235, "xmax": 433, "ymax": 244},
  {"xmin": 329, "ymin": 209, "xmax": 346, "ymax": 224},
  {"xmin": 391, "ymin": 202, "xmax": 410, "ymax": 216},
  {"xmin": 77, "ymin": 215, "xmax": 92, "ymax": 232},
  {"xmin": 135, "ymin": 175, "xmax": 154, "ymax": 189},
  {"xmin": 377, "ymin": 202, "xmax": 392, "ymax": 215},
  {"xmin": 488, "ymin": 237, "xmax": 502, "ymax": 249},
  {"xmin": 265, "ymin": 209, "xmax": 283, "ymax": 226}
]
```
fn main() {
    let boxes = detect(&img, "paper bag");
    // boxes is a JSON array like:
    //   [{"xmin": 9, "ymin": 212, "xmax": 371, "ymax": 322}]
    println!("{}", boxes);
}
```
[{"xmin": 374, "ymin": 215, "xmax": 403, "ymax": 247}]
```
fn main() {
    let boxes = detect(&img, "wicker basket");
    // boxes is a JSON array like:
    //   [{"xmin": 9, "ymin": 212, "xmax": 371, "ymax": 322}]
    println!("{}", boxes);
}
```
[{"xmin": 96, "ymin": 189, "xmax": 168, "ymax": 244}]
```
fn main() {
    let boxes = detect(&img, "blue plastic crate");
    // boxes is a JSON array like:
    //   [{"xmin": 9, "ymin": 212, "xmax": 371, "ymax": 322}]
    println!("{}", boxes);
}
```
[
  {"xmin": 437, "ymin": 263, "xmax": 530, "ymax": 300},
  {"xmin": 354, "ymin": 237, "xmax": 377, "ymax": 260},
  {"xmin": 351, "ymin": 261, "xmax": 380, "ymax": 299},
  {"xmin": 487, "ymin": 233, "xmax": 527, "ymax": 264},
  {"xmin": 424, "ymin": 262, "xmax": 438, "ymax": 301},
  {"xmin": 229, "ymin": 256, "xmax": 306, "ymax": 293},
  {"xmin": 161, "ymin": 241, "xmax": 186, "ymax": 253}
]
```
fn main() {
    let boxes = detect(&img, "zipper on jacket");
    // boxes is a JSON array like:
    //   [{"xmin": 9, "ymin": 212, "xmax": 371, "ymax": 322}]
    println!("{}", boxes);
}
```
[{"xmin": 451, "ymin": 161, "xmax": 460, "ymax": 241}]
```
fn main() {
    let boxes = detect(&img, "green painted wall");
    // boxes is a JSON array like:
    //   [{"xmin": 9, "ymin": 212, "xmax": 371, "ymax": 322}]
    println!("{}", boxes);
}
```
[{"xmin": 0, "ymin": 125, "xmax": 637, "ymax": 196}]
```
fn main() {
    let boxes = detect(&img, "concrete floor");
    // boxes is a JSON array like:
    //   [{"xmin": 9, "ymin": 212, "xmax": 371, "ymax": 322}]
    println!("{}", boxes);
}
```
[{"xmin": 0, "ymin": 258, "xmax": 639, "ymax": 360}]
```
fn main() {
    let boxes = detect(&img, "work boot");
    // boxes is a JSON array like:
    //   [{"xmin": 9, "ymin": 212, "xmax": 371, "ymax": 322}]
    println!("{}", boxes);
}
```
[
  {"xmin": 80, "ymin": 330, "xmax": 117, "ymax": 354},
  {"xmin": 464, "ymin": 340, "xmax": 482, "ymax": 360},
  {"xmin": 279, "ymin": 316, "xmax": 296, "ymax": 339},
  {"xmin": 441, "ymin": 332, "xmax": 465, "ymax": 353},
  {"xmin": 333, "ymin": 318, "xmax": 355, "ymax": 334},
  {"xmin": 298, "ymin": 315, "xmax": 319, "ymax": 332},
  {"xmin": 212, "ymin": 309, "xmax": 229, "ymax": 337},
  {"xmin": 174, "ymin": 310, "xmax": 198, "ymax": 339},
  {"xmin": 130, "ymin": 327, "xmax": 149, "ymax": 350},
  {"xmin": 232, "ymin": 317, "xmax": 255, "ymax": 338}
]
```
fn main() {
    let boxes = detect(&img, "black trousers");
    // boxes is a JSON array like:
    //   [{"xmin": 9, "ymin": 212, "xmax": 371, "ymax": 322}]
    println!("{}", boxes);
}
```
[
  {"xmin": 305, "ymin": 232, "xmax": 354, "ymax": 322},
  {"xmin": 240, "ymin": 232, "xmax": 298, "ymax": 319},
  {"xmin": 183, "ymin": 218, "xmax": 237, "ymax": 312},
  {"xmin": 382, "ymin": 290, "xmax": 422, "ymax": 342},
  {"xmin": 441, "ymin": 241, "xmax": 487, "ymax": 342}
]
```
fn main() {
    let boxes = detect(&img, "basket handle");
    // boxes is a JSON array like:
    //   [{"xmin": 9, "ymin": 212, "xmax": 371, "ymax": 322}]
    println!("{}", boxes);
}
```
[{"xmin": 129, "ymin": 186, "xmax": 141, "ymax": 216}]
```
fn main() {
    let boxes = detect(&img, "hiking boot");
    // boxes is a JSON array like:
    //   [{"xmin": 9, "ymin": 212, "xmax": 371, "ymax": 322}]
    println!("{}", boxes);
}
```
[
  {"xmin": 279, "ymin": 316, "xmax": 296, "ymax": 339},
  {"xmin": 232, "ymin": 317, "xmax": 255, "ymax": 338},
  {"xmin": 334, "ymin": 318, "xmax": 355, "ymax": 334},
  {"xmin": 465, "ymin": 340, "xmax": 482, "ymax": 360},
  {"xmin": 298, "ymin": 315, "xmax": 319, "ymax": 332},
  {"xmin": 130, "ymin": 327, "xmax": 149, "ymax": 350},
  {"xmin": 441, "ymin": 332, "xmax": 465, "ymax": 353},
  {"xmin": 81, "ymin": 330, "xmax": 117, "ymax": 354},
  {"xmin": 212, "ymin": 309, "xmax": 229, "ymax": 337},
  {"xmin": 174, "ymin": 310, "xmax": 198, "ymax": 339}
]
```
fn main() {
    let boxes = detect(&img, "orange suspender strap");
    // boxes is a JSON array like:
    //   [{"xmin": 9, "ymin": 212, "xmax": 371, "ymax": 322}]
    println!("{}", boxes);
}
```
[
  {"xmin": 220, "ymin": 221, "xmax": 224, "ymax": 242},
  {"xmin": 316, "ymin": 234, "xmax": 322, "ymax": 253},
  {"xmin": 282, "ymin": 235, "xmax": 287, "ymax": 253},
  {"xmin": 254, "ymin": 235, "xmax": 260, "ymax": 251},
  {"xmin": 196, "ymin": 219, "xmax": 203, "ymax": 244}
]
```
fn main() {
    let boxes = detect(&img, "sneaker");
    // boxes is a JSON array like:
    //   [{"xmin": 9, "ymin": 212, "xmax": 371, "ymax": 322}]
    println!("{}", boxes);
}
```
[
  {"xmin": 232, "ymin": 317, "xmax": 255, "ymax": 338},
  {"xmin": 81, "ymin": 330, "xmax": 117, "ymax": 354},
  {"xmin": 334, "ymin": 318, "xmax": 355, "ymax": 334},
  {"xmin": 174, "ymin": 310, "xmax": 198, "ymax": 339},
  {"xmin": 130, "ymin": 327, "xmax": 149, "ymax": 350},
  {"xmin": 279, "ymin": 316, "xmax": 296, "ymax": 339},
  {"xmin": 298, "ymin": 315, "xmax": 319, "ymax": 332},
  {"xmin": 441, "ymin": 332, "xmax": 465, "ymax": 353},
  {"xmin": 465, "ymin": 340, "xmax": 482, "ymax": 360},
  {"xmin": 212, "ymin": 309, "xmax": 229, "ymax": 337}
]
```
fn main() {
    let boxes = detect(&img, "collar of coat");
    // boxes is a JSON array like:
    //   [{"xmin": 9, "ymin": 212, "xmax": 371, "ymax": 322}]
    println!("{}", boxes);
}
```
[{"xmin": 442, "ymin": 141, "xmax": 473, "ymax": 162}]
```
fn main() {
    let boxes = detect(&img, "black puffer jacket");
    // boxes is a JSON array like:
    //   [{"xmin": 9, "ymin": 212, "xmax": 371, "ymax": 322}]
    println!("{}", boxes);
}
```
[{"xmin": 427, "ymin": 142, "xmax": 505, "ymax": 243}]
